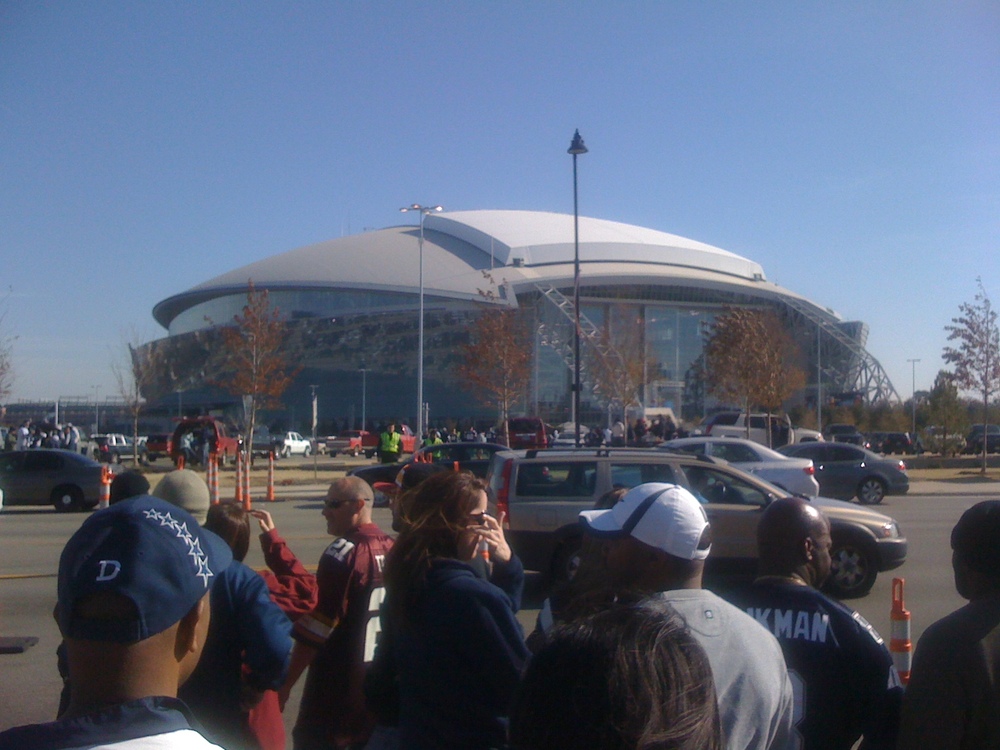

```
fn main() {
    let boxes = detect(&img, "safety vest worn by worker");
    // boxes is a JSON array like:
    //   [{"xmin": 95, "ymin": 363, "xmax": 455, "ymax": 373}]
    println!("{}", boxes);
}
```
[{"xmin": 380, "ymin": 429, "xmax": 401, "ymax": 454}]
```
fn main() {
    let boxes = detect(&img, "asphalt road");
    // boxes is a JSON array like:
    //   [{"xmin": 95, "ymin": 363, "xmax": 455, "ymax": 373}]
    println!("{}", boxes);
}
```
[{"xmin": 0, "ymin": 485, "xmax": 984, "ymax": 737}]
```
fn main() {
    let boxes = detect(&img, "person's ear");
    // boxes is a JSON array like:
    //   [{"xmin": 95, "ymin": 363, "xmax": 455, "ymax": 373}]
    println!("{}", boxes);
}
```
[
  {"xmin": 175, "ymin": 594, "xmax": 209, "ymax": 659},
  {"xmin": 802, "ymin": 536, "xmax": 815, "ymax": 562}
]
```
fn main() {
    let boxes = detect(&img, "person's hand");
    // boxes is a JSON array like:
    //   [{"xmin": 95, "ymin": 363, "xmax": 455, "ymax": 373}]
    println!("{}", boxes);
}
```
[
  {"xmin": 478, "ymin": 511, "xmax": 512, "ymax": 564},
  {"xmin": 249, "ymin": 508, "xmax": 275, "ymax": 534}
]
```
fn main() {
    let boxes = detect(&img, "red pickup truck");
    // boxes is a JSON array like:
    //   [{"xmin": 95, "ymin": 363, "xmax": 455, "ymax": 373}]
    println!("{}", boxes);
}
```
[
  {"xmin": 170, "ymin": 417, "xmax": 240, "ymax": 467},
  {"xmin": 326, "ymin": 425, "xmax": 417, "ymax": 458}
]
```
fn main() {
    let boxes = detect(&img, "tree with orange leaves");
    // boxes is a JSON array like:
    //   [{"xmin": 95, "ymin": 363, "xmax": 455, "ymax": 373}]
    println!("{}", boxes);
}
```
[{"xmin": 214, "ymin": 281, "xmax": 300, "ymax": 464}]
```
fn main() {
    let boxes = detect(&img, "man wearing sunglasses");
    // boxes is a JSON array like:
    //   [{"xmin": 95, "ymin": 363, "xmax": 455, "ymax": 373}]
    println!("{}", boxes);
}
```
[{"xmin": 280, "ymin": 477, "xmax": 394, "ymax": 750}]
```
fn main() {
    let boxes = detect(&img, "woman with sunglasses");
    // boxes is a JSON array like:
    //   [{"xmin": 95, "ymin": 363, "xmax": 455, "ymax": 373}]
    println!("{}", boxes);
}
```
[{"xmin": 376, "ymin": 471, "xmax": 529, "ymax": 750}]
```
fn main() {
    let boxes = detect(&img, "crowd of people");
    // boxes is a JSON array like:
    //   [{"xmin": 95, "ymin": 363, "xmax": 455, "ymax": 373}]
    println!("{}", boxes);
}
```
[
  {"xmin": 4, "ymin": 418, "xmax": 82, "ymax": 453},
  {"xmin": 2, "ymin": 459, "xmax": 999, "ymax": 750}
]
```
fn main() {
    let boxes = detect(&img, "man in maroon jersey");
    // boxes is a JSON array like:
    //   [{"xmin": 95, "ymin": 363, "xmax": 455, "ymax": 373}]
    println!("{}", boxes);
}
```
[{"xmin": 279, "ymin": 477, "xmax": 395, "ymax": 750}]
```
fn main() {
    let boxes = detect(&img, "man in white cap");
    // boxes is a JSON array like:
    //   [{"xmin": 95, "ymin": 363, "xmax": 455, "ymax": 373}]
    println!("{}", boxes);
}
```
[{"xmin": 579, "ymin": 482, "xmax": 796, "ymax": 750}]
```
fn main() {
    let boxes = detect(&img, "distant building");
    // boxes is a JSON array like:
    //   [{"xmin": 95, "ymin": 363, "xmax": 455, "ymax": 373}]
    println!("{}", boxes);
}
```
[{"xmin": 144, "ymin": 210, "xmax": 898, "ymax": 430}]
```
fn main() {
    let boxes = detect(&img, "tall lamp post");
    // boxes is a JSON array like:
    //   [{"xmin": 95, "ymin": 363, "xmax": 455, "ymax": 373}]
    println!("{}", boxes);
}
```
[
  {"xmin": 358, "ymin": 364, "xmax": 367, "ymax": 432},
  {"xmin": 91, "ymin": 385, "xmax": 101, "ymax": 433},
  {"xmin": 568, "ymin": 130, "xmax": 588, "ymax": 447},
  {"xmin": 400, "ymin": 203, "xmax": 443, "ymax": 443},
  {"xmin": 907, "ymin": 358, "xmax": 921, "ymax": 437}
]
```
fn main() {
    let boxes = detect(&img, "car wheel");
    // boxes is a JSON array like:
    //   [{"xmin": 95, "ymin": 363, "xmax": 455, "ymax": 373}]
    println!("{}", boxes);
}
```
[
  {"xmin": 551, "ymin": 536, "xmax": 583, "ymax": 584},
  {"xmin": 52, "ymin": 485, "xmax": 85, "ymax": 513},
  {"xmin": 282, "ymin": 446, "xmax": 290, "ymax": 459},
  {"xmin": 304, "ymin": 445, "xmax": 311, "ymax": 457},
  {"xmin": 364, "ymin": 450, "xmax": 374, "ymax": 459},
  {"xmin": 857, "ymin": 477, "xmax": 886, "ymax": 505},
  {"xmin": 825, "ymin": 534, "xmax": 878, "ymax": 598}
]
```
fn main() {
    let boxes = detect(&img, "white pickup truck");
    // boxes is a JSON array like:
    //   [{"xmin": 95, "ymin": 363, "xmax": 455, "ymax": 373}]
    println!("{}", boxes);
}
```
[
  {"xmin": 278, "ymin": 431, "xmax": 313, "ymax": 458},
  {"xmin": 700, "ymin": 412, "xmax": 822, "ymax": 448}
]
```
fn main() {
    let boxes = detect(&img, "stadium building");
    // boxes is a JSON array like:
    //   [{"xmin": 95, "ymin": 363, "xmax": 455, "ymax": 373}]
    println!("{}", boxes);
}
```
[{"xmin": 146, "ymin": 210, "xmax": 899, "ymax": 431}]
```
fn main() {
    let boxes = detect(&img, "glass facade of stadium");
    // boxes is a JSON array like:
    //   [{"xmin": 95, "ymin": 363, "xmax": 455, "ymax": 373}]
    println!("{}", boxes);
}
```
[{"xmin": 143, "ymin": 280, "xmax": 888, "ymax": 433}]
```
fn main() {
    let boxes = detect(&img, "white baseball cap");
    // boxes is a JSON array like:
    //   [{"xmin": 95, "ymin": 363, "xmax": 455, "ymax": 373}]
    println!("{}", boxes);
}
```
[{"xmin": 579, "ymin": 483, "xmax": 712, "ymax": 561}]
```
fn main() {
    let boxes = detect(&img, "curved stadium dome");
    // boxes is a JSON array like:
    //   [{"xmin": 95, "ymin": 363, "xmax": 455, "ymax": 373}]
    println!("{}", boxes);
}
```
[{"xmin": 148, "ymin": 210, "xmax": 898, "ymax": 428}]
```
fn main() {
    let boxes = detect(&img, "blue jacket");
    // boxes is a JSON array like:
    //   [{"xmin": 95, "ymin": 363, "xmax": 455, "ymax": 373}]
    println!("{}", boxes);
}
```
[
  {"xmin": 179, "ymin": 560, "xmax": 292, "ymax": 749},
  {"xmin": 387, "ymin": 556, "xmax": 528, "ymax": 750}
]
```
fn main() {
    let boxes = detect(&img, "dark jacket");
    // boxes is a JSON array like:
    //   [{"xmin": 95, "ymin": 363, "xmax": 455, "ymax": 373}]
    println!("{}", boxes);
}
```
[
  {"xmin": 384, "ymin": 556, "xmax": 528, "ymax": 750},
  {"xmin": 179, "ymin": 561, "xmax": 292, "ymax": 749}
]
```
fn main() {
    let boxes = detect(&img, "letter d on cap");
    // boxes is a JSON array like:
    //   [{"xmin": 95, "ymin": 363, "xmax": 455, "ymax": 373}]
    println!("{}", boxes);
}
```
[{"xmin": 96, "ymin": 560, "xmax": 121, "ymax": 581}]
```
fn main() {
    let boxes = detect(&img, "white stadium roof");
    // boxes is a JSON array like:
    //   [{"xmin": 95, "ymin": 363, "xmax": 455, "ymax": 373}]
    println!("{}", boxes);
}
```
[{"xmin": 153, "ymin": 209, "xmax": 832, "ymax": 328}]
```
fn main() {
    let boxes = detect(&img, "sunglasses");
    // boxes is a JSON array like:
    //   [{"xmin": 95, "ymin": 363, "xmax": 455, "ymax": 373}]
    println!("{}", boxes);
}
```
[
  {"xmin": 325, "ymin": 498, "xmax": 354, "ymax": 510},
  {"xmin": 467, "ymin": 512, "xmax": 489, "ymax": 525}
]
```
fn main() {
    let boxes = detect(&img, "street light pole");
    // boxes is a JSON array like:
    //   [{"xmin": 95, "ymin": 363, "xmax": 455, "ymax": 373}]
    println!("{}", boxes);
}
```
[
  {"xmin": 359, "ymin": 364, "xmax": 367, "ymax": 432},
  {"xmin": 907, "ymin": 358, "xmax": 921, "ymax": 437},
  {"xmin": 92, "ymin": 385, "xmax": 101, "ymax": 433},
  {"xmin": 568, "ymin": 130, "xmax": 588, "ymax": 448},
  {"xmin": 400, "ymin": 203, "xmax": 443, "ymax": 443}
]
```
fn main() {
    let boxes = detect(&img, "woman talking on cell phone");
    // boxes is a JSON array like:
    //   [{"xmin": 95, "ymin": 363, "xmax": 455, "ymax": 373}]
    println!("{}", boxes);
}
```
[{"xmin": 373, "ymin": 471, "xmax": 529, "ymax": 750}]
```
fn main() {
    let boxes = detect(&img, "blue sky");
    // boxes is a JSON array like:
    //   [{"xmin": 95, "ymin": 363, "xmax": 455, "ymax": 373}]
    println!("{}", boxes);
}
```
[{"xmin": 2, "ymin": 1, "xmax": 998, "ymax": 406}]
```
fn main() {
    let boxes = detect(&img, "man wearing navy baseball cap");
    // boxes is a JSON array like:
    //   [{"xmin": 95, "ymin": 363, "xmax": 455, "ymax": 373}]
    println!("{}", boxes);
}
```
[
  {"xmin": 579, "ymin": 483, "xmax": 796, "ymax": 750},
  {"xmin": 0, "ymin": 495, "xmax": 233, "ymax": 750}
]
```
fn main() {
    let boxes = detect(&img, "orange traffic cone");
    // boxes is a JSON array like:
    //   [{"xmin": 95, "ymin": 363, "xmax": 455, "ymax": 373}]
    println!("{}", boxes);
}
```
[{"xmin": 890, "ymin": 577, "xmax": 912, "ymax": 685}]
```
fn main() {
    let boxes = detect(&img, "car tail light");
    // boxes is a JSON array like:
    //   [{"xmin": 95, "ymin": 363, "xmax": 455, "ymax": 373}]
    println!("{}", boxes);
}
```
[
  {"xmin": 898, "ymin": 460, "xmax": 907, "ymax": 472},
  {"xmin": 704, "ymin": 424, "xmax": 712, "ymax": 435},
  {"xmin": 496, "ymin": 458, "xmax": 512, "ymax": 528},
  {"xmin": 803, "ymin": 464, "xmax": 815, "ymax": 476}
]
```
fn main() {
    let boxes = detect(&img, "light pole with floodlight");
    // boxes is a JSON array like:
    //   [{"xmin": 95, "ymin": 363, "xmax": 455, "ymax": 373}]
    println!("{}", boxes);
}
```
[
  {"xmin": 568, "ymin": 130, "xmax": 588, "ymax": 447},
  {"xmin": 907, "ymin": 358, "xmax": 920, "ymax": 437},
  {"xmin": 400, "ymin": 203, "xmax": 443, "ymax": 443}
]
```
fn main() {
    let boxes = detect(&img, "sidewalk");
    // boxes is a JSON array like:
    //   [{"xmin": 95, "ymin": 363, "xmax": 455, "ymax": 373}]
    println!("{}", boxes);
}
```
[{"xmin": 907, "ymin": 478, "xmax": 1000, "ymax": 495}]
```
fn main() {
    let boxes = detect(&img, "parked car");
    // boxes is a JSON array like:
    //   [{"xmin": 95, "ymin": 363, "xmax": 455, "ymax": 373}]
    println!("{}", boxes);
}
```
[
  {"xmin": 251, "ymin": 428, "xmax": 284, "ymax": 458},
  {"xmin": 822, "ymin": 423, "xmax": 869, "ymax": 447},
  {"xmin": 326, "ymin": 430, "xmax": 373, "ymax": 457},
  {"xmin": 867, "ymin": 432, "xmax": 917, "ymax": 455},
  {"xmin": 486, "ymin": 447, "xmax": 907, "ymax": 598},
  {"xmin": 777, "ymin": 443, "xmax": 909, "ymax": 505},
  {"xmin": 0, "ymin": 449, "xmax": 112, "ymax": 512},
  {"xmin": 92, "ymin": 433, "xmax": 146, "ymax": 464},
  {"xmin": 699, "ymin": 412, "xmax": 821, "ymax": 447},
  {"xmin": 144, "ymin": 432, "xmax": 171, "ymax": 462},
  {"xmin": 506, "ymin": 417, "xmax": 548, "ymax": 449},
  {"xmin": 349, "ymin": 442, "xmax": 508, "ymax": 504},
  {"xmin": 965, "ymin": 424, "xmax": 1000, "ymax": 455},
  {"xmin": 659, "ymin": 437, "xmax": 820, "ymax": 497},
  {"xmin": 278, "ymin": 431, "xmax": 312, "ymax": 458}
]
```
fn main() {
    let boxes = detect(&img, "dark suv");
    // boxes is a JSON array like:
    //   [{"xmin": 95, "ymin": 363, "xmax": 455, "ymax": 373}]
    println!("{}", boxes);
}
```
[
  {"xmin": 965, "ymin": 425, "xmax": 1000, "ymax": 455},
  {"xmin": 486, "ymin": 448, "xmax": 907, "ymax": 598},
  {"xmin": 823, "ymin": 423, "xmax": 868, "ymax": 447}
]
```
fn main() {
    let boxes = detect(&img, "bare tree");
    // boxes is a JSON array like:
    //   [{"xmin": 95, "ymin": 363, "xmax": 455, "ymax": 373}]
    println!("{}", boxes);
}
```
[
  {"xmin": 0, "ymin": 288, "xmax": 16, "ymax": 408},
  {"xmin": 943, "ymin": 279, "xmax": 1000, "ymax": 473},
  {"xmin": 112, "ymin": 329, "xmax": 163, "ymax": 464},
  {"xmin": 213, "ymin": 281, "xmax": 300, "ymax": 464},
  {"xmin": 457, "ymin": 275, "xmax": 532, "ymax": 445},
  {"xmin": 702, "ymin": 307, "xmax": 806, "ymax": 445}
]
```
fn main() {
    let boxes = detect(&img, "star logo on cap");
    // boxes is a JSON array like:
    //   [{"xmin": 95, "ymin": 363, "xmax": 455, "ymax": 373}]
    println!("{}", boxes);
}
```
[{"xmin": 142, "ymin": 507, "xmax": 215, "ymax": 588}]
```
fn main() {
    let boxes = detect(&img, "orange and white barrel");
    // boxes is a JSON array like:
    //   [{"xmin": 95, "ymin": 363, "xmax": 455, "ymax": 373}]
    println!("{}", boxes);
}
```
[
  {"xmin": 98, "ymin": 466, "xmax": 112, "ymax": 509},
  {"xmin": 208, "ymin": 453, "xmax": 219, "ymax": 505},
  {"xmin": 234, "ymin": 451, "xmax": 244, "ymax": 505},
  {"xmin": 890, "ymin": 577, "xmax": 912, "ymax": 685}
]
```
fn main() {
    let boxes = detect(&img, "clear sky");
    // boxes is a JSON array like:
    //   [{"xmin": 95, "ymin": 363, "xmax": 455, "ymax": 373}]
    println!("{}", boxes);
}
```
[{"xmin": 2, "ymin": 1, "xmax": 998, "ymax": 406}]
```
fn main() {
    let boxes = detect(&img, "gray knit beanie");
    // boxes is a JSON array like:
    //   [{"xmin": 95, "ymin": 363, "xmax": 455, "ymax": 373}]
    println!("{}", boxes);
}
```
[{"xmin": 152, "ymin": 469, "xmax": 211, "ymax": 525}]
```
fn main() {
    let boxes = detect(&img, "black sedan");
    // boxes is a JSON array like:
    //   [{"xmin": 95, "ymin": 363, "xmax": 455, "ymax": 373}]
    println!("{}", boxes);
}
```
[
  {"xmin": 348, "ymin": 442, "xmax": 508, "ymax": 500},
  {"xmin": 0, "ymin": 449, "xmax": 109, "ymax": 512},
  {"xmin": 778, "ymin": 442, "xmax": 909, "ymax": 505}
]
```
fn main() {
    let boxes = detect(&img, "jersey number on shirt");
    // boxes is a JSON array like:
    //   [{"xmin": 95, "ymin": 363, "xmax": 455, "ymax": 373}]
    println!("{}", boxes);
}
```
[{"xmin": 364, "ymin": 586, "xmax": 387, "ymax": 662}]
